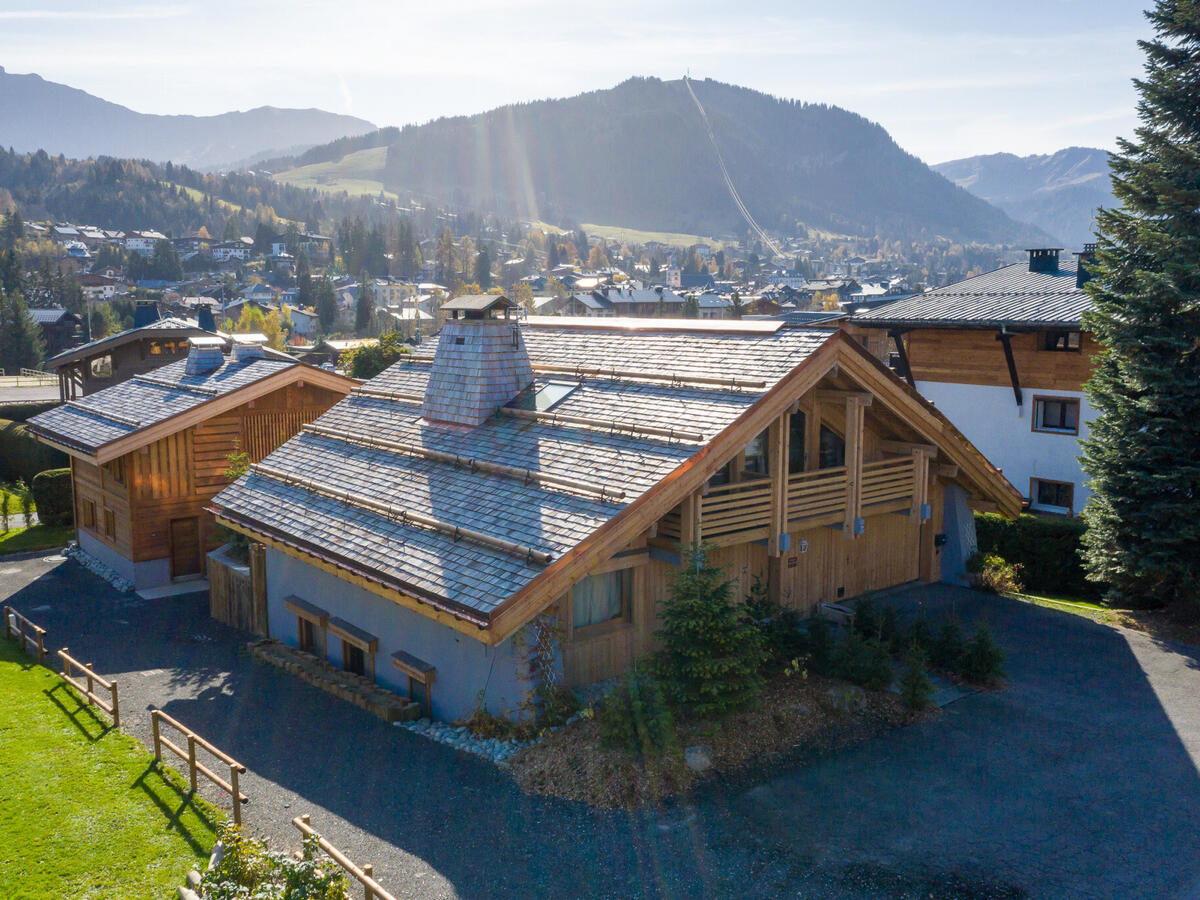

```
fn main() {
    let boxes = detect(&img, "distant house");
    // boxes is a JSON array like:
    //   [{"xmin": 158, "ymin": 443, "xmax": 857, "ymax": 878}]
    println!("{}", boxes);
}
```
[
  {"xmin": 29, "ymin": 337, "xmax": 354, "ymax": 591},
  {"xmin": 126, "ymin": 231, "xmax": 168, "ymax": 256},
  {"xmin": 212, "ymin": 241, "xmax": 252, "ymax": 263},
  {"xmin": 27, "ymin": 307, "xmax": 84, "ymax": 357},
  {"xmin": 680, "ymin": 272, "xmax": 715, "ymax": 291},
  {"xmin": 80, "ymin": 273, "xmax": 120, "ymax": 302},
  {"xmin": 286, "ymin": 306, "xmax": 320, "ymax": 338}
]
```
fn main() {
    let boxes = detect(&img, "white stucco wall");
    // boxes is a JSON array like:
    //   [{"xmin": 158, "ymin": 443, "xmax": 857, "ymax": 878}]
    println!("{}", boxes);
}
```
[
  {"xmin": 265, "ymin": 549, "xmax": 532, "ymax": 722},
  {"xmin": 916, "ymin": 381, "xmax": 1092, "ymax": 513}
]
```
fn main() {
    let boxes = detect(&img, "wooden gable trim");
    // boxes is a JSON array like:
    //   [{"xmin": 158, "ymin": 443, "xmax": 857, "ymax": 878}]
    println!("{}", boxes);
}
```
[
  {"xmin": 487, "ymin": 337, "xmax": 846, "ymax": 643},
  {"xmin": 90, "ymin": 366, "xmax": 355, "ymax": 465}
]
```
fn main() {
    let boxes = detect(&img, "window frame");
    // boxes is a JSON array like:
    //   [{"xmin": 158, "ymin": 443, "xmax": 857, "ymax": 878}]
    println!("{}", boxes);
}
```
[
  {"xmin": 1039, "ymin": 330, "xmax": 1082, "ymax": 352},
  {"xmin": 1031, "ymin": 395, "xmax": 1081, "ymax": 436},
  {"xmin": 81, "ymin": 497, "xmax": 97, "ymax": 530},
  {"xmin": 103, "ymin": 507, "xmax": 116, "ymax": 539},
  {"xmin": 570, "ymin": 568, "xmax": 633, "ymax": 635},
  {"xmin": 1029, "ymin": 477, "xmax": 1075, "ymax": 516}
]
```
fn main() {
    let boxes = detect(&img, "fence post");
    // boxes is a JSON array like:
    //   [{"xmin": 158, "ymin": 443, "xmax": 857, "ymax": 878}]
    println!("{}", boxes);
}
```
[
  {"xmin": 35, "ymin": 630, "xmax": 45, "ymax": 664},
  {"xmin": 187, "ymin": 734, "xmax": 198, "ymax": 793},
  {"xmin": 2, "ymin": 605, "xmax": 10, "ymax": 640},
  {"xmin": 230, "ymin": 765, "xmax": 242, "ymax": 827},
  {"xmin": 19, "ymin": 616, "xmax": 27, "ymax": 653},
  {"xmin": 151, "ymin": 711, "xmax": 161, "ymax": 762},
  {"xmin": 86, "ymin": 663, "xmax": 94, "ymax": 702},
  {"xmin": 110, "ymin": 682, "xmax": 119, "ymax": 727},
  {"xmin": 362, "ymin": 863, "xmax": 375, "ymax": 900},
  {"xmin": 60, "ymin": 646, "xmax": 69, "ymax": 680}
]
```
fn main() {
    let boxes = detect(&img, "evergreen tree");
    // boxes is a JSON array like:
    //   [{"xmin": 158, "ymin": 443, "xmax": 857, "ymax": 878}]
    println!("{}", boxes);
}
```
[
  {"xmin": 1080, "ymin": 0, "xmax": 1200, "ymax": 608},
  {"xmin": 655, "ymin": 545, "xmax": 766, "ymax": 718},
  {"xmin": 682, "ymin": 294, "xmax": 700, "ymax": 318},
  {"xmin": 295, "ymin": 251, "xmax": 313, "ymax": 309},
  {"xmin": 474, "ymin": 245, "xmax": 492, "ymax": 289},
  {"xmin": 0, "ymin": 287, "xmax": 45, "ymax": 372},
  {"xmin": 355, "ymin": 270, "xmax": 374, "ymax": 335},
  {"xmin": 316, "ymin": 275, "xmax": 337, "ymax": 334}
]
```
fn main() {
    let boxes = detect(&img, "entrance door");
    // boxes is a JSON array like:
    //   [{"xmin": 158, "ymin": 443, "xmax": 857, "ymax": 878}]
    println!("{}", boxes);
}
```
[{"xmin": 169, "ymin": 517, "xmax": 202, "ymax": 580}]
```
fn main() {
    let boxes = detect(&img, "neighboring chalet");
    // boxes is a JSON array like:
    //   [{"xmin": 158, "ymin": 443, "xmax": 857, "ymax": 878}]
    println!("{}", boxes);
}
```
[
  {"xmin": 209, "ymin": 297, "xmax": 1019, "ymax": 721},
  {"xmin": 28, "ymin": 337, "xmax": 354, "ymax": 591},
  {"xmin": 846, "ymin": 247, "xmax": 1096, "ymax": 515},
  {"xmin": 27, "ymin": 307, "xmax": 85, "ymax": 358},
  {"xmin": 43, "ymin": 316, "xmax": 223, "ymax": 400}
]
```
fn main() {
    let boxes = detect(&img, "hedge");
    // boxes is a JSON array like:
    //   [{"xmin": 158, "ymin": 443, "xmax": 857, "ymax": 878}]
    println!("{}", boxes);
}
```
[
  {"xmin": 974, "ymin": 512, "xmax": 1099, "ymax": 598},
  {"xmin": 31, "ymin": 469, "xmax": 73, "ymax": 527},
  {"xmin": 0, "ymin": 420, "xmax": 68, "ymax": 484},
  {"xmin": 0, "ymin": 401, "xmax": 58, "ymax": 423}
]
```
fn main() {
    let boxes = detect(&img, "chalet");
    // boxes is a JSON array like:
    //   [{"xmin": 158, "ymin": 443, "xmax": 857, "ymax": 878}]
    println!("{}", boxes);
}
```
[
  {"xmin": 209, "ymin": 297, "xmax": 1019, "ymax": 721},
  {"xmin": 80, "ymin": 273, "xmax": 121, "ymax": 302},
  {"xmin": 563, "ymin": 287, "xmax": 686, "ymax": 318},
  {"xmin": 126, "ymin": 231, "xmax": 168, "ymax": 256},
  {"xmin": 846, "ymin": 247, "xmax": 1096, "ymax": 515},
  {"xmin": 44, "ymin": 316, "xmax": 219, "ymax": 400},
  {"xmin": 27, "ymin": 307, "xmax": 84, "ymax": 357},
  {"xmin": 28, "ymin": 337, "xmax": 354, "ymax": 591}
]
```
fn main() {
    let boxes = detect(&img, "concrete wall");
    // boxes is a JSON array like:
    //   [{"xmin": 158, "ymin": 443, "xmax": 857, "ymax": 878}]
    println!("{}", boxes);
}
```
[
  {"xmin": 265, "ymin": 550, "xmax": 530, "ymax": 722},
  {"xmin": 79, "ymin": 530, "xmax": 135, "ymax": 584},
  {"xmin": 940, "ymin": 482, "xmax": 978, "ymax": 585},
  {"xmin": 917, "ymin": 381, "xmax": 1091, "ymax": 512}
]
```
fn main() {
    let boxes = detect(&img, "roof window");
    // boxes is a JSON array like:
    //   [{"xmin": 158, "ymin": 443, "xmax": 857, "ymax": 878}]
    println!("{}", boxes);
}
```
[{"xmin": 506, "ymin": 380, "xmax": 579, "ymax": 412}]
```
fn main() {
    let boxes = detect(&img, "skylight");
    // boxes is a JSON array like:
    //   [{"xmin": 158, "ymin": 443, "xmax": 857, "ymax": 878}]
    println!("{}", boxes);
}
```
[{"xmin": 507, "ymin": 380, "xmax": 579, "ymax": 412}]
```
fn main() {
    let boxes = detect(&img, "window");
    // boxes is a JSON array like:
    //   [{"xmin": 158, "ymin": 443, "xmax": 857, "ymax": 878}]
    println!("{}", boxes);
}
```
[
  {"xmin": 342, "ymin": 642, "xmax": 366, "ymax": 677},
  {"xmin": 742, "ymin": 431, "xmax": 768, "ymax": 476},
  {"xmin": 81, "ymin": 498, "xmax": 97, "ymax": 529},
  {"xmin": 103, "ymin": 507, "xmax": 116, "ymax": 539},
  {"xmin": 572, "ymin": 569, "xmax": 632, "ymax": 630},
  {"xmin": 285, "ymin": 595, "xmax": 328, "ymax": 658},
  {"xmin": 1040, "ymin": 330, "xmax": 1081, "ymax": 352},
  {"xmin": 298, "ymin": 618, "xmax": 318, "ymax": 654},
  {"xmin": 105, "ymin": 457, "xmax": 125, "ymax": 485},
  {"xmin": 707, "ymin": 461, "xmax": 732, "ymax": 487},
  {"xmin": 1033, "ymin": 397, "xmax": 1080, "ymax": 434},
  {"xmin": 788, "ymin": 410, "xmax": 806, "ymax": 473},
  {"xmin": 1031, "ymin": 478, "xmax": 1074, "ymax": 514},
  {"xmin": 819, "ymin": 426, "xmax": 845, "ymax": 469},
  {"xmin": 90, "ymin": 355, "xmax": 113, "ymax": 378}
]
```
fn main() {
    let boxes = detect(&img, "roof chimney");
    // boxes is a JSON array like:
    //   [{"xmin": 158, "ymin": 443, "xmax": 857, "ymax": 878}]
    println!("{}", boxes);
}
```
[
  {"xmin": 1026, "ymin": 248, "xmax": 1062, "ymax": 274},
  {"xmin": 231, "ymin": 334, "xmax": 266, "ymax": 363},
  {"xmin": 196, "ymin": 304, "xmax": 217, "ymax": 332},
  {"xmin": 133, "ymin": 299, "xmax": 161, "ymax": 328},
  {"xmin": 422, "ymin": 295, "xmax": 533, "ymax": 427},
  {"xmin": 184, "ymin": 336, "xmax": 226, "ymax": 375},
  {"xmin": 1075, "ymin": 243, "xmax": 1097, "ymax": 289}
]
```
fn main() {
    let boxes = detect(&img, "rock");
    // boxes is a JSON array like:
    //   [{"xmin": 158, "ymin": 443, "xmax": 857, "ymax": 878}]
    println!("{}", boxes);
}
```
[
  {"xmin": 825, "ymin": 685, "xmax": 866, "ymax": 714},
  {"xmin": 684, "ymin": 745, "xmax": 714, "ymax": 773}
]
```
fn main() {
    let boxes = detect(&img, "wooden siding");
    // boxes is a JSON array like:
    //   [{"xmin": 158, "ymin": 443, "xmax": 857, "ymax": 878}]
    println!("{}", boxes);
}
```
[
  {"xmin": 72, "ymin": 455, "xmax": 133, "ymax": 557},
  {"xmin": 903, "ymin": 329, "xmax": 1098, "ymax": 392}
]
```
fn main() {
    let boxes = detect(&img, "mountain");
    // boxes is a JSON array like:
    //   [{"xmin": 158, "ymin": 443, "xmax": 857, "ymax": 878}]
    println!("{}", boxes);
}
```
[
  {"xmin": 271, "ymin": 77, "xmax": 1048, "ymax": 245},
  {"xmin": 0, "ymin": 66, "xmax": 376, "ymax": 170},
  {"xmin": 933, "ymin": 147, "xmax": 1114, "ymax": 248}
]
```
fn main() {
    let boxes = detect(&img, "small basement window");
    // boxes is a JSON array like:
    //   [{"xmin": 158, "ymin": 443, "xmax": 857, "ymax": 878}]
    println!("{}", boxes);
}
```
[
  {"xmin": 328, "ymin": 616, "xmax": 379, "ymax": 682},
  {"xmin": 507, "ymin": 380, "xmax": 580, "ymax": 412},
  {"xmin": 1031, "ymin": 478, "xmax": 1074, "ymax": 515},
  {"xmin": 285, "ymin": 596, "xmax": 329, "ymax": 658}
]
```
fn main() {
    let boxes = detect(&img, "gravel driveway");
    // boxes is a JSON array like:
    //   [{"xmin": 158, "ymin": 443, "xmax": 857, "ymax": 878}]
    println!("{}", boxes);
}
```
[{"xmin": 3, "ymin": 549, "xmax": 1198, "ymax": 899}]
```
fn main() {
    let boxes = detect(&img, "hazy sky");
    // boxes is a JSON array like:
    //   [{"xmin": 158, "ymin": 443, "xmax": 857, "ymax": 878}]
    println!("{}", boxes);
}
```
[{"xmin": 0, "ymin": 0, "xmax": 1152, "ymax": 163}]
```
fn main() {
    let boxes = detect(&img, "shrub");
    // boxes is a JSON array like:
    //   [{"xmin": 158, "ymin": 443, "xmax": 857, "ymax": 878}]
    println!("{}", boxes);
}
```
[
  {"xmin": 902, "ymin": 618, "xmax": 933, "ymax": 656},
  {"xmin": 836, "ymin": 629, "xmax": 893, "ymax": 691},
  {"xmin": 16, "ymin": 479, "xmax": 32, "ymax": 523},
  {"xmin": 966, "ymin": 551, "xmax": 1025, "ymax": 594},
  {"xmin": 201, "ymin": 823, "xmax": 349, "ymax": 900},
  {"xmin": 899, "ymin": 645, "xmax": 935, "ymax": 711},
  {"xmin": 744, "ymin": 574, "xmax": 808, "ymax": 667},
  {"xmin": 975, "ymin": 512, "xmax": 1096, "ymax": 598},
  {"xmin": 852, "ymin": 597, "xmax": 879, "ymax": 639},
  {"xmin": 805, "ymin": 617, "xmax": 838, "ymax": 676},
  {"xmin": 879, "ymin": 606, "xmax": 901, "ymax": 652},
  {"xmin": 0, "ymin": 401, "xmax": 57, "ymax": 423},
  {"xmin": 31, "ymin": 468, "xmax": 72, "ymax": 526},
  {"xmin": 959, "ymin": 623, "xmax": 1006, "ymax": 684},
  {"xmin": 655, "ymin": 545, "xmax": 767, "ymax": 718},
  {"xmin": 930, "ymin": 620, "xmax": 965, "ymax": 671},
  {"xmin": 0, "ymin": 420, "xmax": 68, "ymax": 484},
  {"xmin": 597, "ymin": 661, "xmax": 674, "ymax": 757}
]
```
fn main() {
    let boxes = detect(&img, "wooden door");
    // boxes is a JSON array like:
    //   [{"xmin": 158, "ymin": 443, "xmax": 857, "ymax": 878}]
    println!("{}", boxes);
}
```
[{"xmin": 169, "ymin": 517, "xmax": 202, "ymax": 579}]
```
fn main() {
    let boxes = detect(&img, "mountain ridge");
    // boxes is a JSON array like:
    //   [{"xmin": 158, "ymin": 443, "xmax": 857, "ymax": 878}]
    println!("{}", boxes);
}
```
[{"xmin": 0, "ymin": 66, "xmax": 376, "ymax": 170}]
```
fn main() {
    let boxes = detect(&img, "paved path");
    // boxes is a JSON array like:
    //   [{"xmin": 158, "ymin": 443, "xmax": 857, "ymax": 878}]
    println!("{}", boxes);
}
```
[{"xmin": 3, "ymin": 551, "xmax": 1199, "ymax": 899}]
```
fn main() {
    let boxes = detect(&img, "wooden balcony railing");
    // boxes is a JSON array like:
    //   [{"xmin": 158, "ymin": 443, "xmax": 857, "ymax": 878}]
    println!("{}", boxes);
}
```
[{"xmin": 656, "ymin": 455, "xmax": 922, "ymax": 549}]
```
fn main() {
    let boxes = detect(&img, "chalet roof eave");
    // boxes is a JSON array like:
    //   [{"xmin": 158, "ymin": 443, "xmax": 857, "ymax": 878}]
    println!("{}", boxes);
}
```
[
  {"xmin": 849, "ymin": 316, "xmax": 1087, "ymax": 332},
  {"xmin": 44, "ymin": 321, "xmax": 217, "ymax": 369}
]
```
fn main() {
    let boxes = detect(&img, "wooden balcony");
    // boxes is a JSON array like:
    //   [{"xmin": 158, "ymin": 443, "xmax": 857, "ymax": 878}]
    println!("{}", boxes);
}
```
[{"xmin": 658, "ymin": 456, "xmax": 924, "ymax": 548}]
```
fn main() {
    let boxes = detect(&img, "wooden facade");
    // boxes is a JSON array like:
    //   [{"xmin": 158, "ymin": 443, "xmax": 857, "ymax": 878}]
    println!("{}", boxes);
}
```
[
  {"xmin": 69, "ymin": 379, "xmax": 349, "ymax": 583},
  {"xmin": 48, "ymin": 323, "xmax": 212, "ymax": 400}
]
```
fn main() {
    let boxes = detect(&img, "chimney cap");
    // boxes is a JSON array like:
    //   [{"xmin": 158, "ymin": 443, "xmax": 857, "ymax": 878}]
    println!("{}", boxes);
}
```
[
  {"xmin": 187, "ymin": 336, "xmax": 225, "ymax": 348},
  {"xmin": 441, "ymin": 294, "xmax": 517, "ymax": 315}
]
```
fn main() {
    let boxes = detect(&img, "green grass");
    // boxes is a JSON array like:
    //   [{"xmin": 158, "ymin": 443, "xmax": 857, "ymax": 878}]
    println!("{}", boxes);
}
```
[
  {"xmin": 272, "ymin": 146, "xmax": 396, "ymax": 199},
  {"xmin": 0, "ymin": 639, "xmax": 220, "ymax": 898},
  {"xmin": 1010, "ymin": 591, "xmax": 1115, "ymax": 623},
  {"xmin": 0, "ymin": 488, "xmax": 34, "ymax": 518},
  {"xmin": 0, "ymin": 524, "xmax": 75, "ymax": 555},
  {"xmin": 580, "ymin": 222, "xmax": 726, "ymax": 250}
]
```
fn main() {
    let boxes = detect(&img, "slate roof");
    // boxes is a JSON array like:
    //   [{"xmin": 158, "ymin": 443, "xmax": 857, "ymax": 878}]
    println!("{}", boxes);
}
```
[
  {"xmin": 28, "ymin": 307, "xmax": 76, "ymax": 325},
  {"xmin": 43, "ymin": 317, "xmax": 211, "ymax": 368},
  {"xmin": 211, "ymin": 319, "xmax": 834, "ymax": 625},
  {"xmin": 28, "ymin": 354, "xmax": 296, "ymax": 455},
  {"xmin": 850, "ymin": 259, "xmax": 1092, "ymax": 329}
]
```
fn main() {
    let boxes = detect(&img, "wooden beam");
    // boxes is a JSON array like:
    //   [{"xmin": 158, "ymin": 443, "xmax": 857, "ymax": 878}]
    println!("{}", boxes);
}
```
[
  {"xmin": 881, "ymin": 440, "xmax": 938, "ymax": 458},
  {"xmin": 937, "ymin": 464, "xmax": 959, "ymax": 478},
  {"xmin": 767, "ymin": 413, "xmax": 788, "ymax": 558},
  {"xmin": 889, "ymin": 329, "xmax": 916, "ymax": 389},
  {"xmin": 804, "ymin": 394, "xmax": 821, "ymax": 472},
  {"xmin": 816, "ymin": 389, "xmax": 873, "ymax": 406},
  {"xmin": 996, "ymin": 332, "xmax": 1023, "ymax": 407},
  {"xmin": 843, "ymin": 397, "xmax": 864, "ymax": 539}
]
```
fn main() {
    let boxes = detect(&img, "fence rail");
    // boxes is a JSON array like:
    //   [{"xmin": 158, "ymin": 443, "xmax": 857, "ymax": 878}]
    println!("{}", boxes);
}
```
[
  {"xmin": 57, "ymin": 647, "xmax": 120, "ymax": 725},
  {"xmin": 292, "ymin": 815, "xmax": 398, "ymax": 900},
  {"xmin": 151, "ymin": 709, "xmax": 248, "ymax": 825},
  {"xmin": 4, "ymin": 604, "xmax": 47, "ymax": 663}
]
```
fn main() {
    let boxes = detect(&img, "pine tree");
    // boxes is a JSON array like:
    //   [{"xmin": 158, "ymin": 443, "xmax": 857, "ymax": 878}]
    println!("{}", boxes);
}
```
[
  {"xmin": 355, "ymin": 270, "xmax": 374, "ymax": 335},
  {"xmin": 474, "ymin": 246, "xmax": 492, "ymax": 289},
  {"xmin": 655, "ymin": 545, "xmax": 766, "ymax": 718},
  {"xmin": 0, "ymin": 287, "xmax": 46, "ymax": 373},
  {"xmin": 1080, "ymin": 0, "xmax": 1200, "ymax": 608},
  {"xmin": 316, "ymin": 275, "xmax": 337, "ymax": 334}
]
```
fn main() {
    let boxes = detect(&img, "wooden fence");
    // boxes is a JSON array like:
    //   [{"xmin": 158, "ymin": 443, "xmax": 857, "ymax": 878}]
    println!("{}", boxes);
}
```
[
  {"xmin": 3, "ymin": 604, "xmax": 46, "ymax": 663},
  {"xmin": 208, "ymin": 543, "xmax": 269, "ymax": 636},
  {"xmin": 292, "ymin": 815, "xmax": 398, "ymax": 900},
  {"xmin": 151, "ymin": 709, "xmax": 248, "ymax": 825},
  {"xmin": 58, "ymin": 647, "xmax": 120, "ymax": 725}
]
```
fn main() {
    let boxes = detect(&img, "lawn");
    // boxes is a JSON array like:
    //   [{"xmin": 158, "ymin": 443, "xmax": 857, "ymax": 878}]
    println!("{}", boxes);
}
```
[
  {"xmin": 0, "ymin": 486, "xmax": 35, "ymax": 518},
  {"xmin": 0, "ymin": 524, "xmax": 73, "ymax": 555},
  {"xmin": 580, "ymin": 222, "xmax": 726, "ymax": 250},
  {"xmin": 0, "ymin": 638, "xmax": 219, "ymax": 899},
  {"xmin": 272, "ymin": 146, "xmax": 397, "ymax": 199}
]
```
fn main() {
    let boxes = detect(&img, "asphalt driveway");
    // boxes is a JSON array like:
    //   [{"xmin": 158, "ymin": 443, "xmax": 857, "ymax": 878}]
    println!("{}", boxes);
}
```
[{"xmin": 2, "ymin": 549, "xmax": 1198, "ymax": 899}]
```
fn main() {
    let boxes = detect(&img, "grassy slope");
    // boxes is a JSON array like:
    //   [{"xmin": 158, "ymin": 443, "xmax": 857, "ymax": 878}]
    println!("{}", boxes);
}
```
[
  {"xmin": 580, "ymin": 223, "xmax": 726, "ymax": 250},
  {"xmin": 0, "ymin": 524, "xmax": 73, "ymax": 555},
  {"xmin": 272, "ymin": 146, "xmax": 395, "ymax": 199},
  {"xmin": 0, "ymin": 639, "xmax": 219, "ymax": 898}
]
